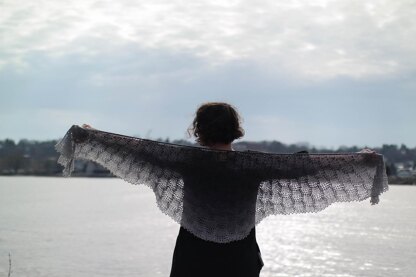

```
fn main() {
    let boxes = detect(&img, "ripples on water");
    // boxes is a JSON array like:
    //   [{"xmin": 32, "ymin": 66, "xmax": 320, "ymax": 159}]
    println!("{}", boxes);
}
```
[{"xmin": 0, "ymin": 177, "xmax": 414, "ymax": 277}]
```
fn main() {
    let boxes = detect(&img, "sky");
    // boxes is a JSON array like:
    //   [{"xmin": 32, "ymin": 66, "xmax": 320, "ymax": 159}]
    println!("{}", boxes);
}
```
[{"xmin": 0, "ymin": 0, "xmax": 415, "ymax": 148}]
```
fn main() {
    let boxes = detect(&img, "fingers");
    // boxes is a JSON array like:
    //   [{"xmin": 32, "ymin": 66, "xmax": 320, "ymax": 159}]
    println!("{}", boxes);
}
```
[{"xmin": 358, "ymin": 148, "xmax": 377, "ymax": 154}]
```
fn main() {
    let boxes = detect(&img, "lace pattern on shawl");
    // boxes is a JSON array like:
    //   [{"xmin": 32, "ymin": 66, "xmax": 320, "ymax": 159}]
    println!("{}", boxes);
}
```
[{"xmin": 56, "ymin": 125, "xmax": 389, "ymax": 243}]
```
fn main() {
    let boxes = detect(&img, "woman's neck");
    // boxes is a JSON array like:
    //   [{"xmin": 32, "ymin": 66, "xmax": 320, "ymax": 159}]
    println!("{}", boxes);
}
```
[{"xmin": 207, "ymin": 143, "xmax": 234, "ymax": 151}]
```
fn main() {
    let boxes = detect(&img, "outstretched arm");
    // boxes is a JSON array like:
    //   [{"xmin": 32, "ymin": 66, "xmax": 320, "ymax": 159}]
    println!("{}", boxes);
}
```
[
  {"xmin": 55, "ymin": 125, "xmax": 198, "ymax": 226},
  {"xmin": 252, "ymin": 150, "xmax": 388, "ymax": 224},
  {"xmin": 57, "ymin": 124, "xmax": 193, "ymax": 177}
]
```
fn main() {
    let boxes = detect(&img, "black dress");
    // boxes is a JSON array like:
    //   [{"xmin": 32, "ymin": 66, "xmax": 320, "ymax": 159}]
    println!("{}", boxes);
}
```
[{"xmin": 169, "ymin": 226, "xmax": 264, "ymax": 277}]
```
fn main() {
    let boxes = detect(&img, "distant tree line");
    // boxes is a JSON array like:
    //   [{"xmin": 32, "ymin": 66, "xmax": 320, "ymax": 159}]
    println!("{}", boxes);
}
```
[
  {"xmin": 0, "ymin": 139, "xmax": 62, "ymax": 175},
  {"xmin": 0, "ymin": 137, "xmax": 415, "ymax": 184}
]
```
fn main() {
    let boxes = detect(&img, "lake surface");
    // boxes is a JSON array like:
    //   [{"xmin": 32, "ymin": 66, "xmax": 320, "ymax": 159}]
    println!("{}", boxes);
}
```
[{"xmin": 0, "ymin": 177, "xmax": 415, "ymax": 277}]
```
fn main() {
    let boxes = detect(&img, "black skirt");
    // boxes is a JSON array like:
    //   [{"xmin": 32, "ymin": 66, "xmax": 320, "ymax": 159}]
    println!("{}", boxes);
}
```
[{"xmin": 169, "ymin": 227, "xmax": 264, "ymax": 277}]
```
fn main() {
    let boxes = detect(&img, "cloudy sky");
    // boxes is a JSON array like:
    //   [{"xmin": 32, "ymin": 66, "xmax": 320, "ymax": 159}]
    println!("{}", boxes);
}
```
[{"xmin": 1, "ymin": 0, "xmax": 415, "ymax": 148}]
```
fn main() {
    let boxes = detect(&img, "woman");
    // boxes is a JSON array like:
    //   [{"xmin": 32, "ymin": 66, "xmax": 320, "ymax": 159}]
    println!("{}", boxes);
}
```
[
  {"xmin": 64, "ymin": 102, "xmax": 386, "ymax": 277},
  {"xmin": 83, "ymin": 102, "xmax": 264, "ymax": 276},
  {"xmin": 169, "ymin": 102, "xmax": 264, "ymax": 277}
]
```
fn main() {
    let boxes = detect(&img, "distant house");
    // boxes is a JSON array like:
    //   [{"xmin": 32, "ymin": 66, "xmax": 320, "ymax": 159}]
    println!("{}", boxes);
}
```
[
  {"xmin": 85, "ymin": 161, "xmax": 111, "ymax": 176},
  {"xmin": 394, "ymin": 162, "xmax": 405, "ymax": 170},
  {"xmin": 72, "ymin": 160, "xmax": 111, "ymax": 176},
  {"xmin": 397, "ymin": 169, "xmax": 413, "ymax": 178},
  {"xmin": 74, "ymin": 160, "xmax": 86, "ymax": 172}
]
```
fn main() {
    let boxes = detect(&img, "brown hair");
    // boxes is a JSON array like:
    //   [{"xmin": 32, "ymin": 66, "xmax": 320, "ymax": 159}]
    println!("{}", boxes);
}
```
[{"xmin": 187, "ymin": 102, "xmax": 244, "ymax": 146}]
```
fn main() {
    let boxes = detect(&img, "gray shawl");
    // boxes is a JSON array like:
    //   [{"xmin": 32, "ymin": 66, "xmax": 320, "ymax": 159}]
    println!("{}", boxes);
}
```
[{"xmin": 56, "ymin": 125, "xmax": 389, "ymax": 243}]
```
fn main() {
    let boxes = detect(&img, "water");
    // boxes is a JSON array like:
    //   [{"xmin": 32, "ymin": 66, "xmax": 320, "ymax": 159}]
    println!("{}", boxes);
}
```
[{"xmin": 0, "ymin": 177, "xmax": 414, "ymax": 277}]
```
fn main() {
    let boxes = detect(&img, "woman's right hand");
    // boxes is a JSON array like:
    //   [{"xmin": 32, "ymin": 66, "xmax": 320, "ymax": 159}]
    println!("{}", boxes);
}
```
[
  {"xmin": 82, "ymin": 124, "xmax": 95, "ymax": 129},
  {"xmin": 358, "ymin": 148, "xmax": 377, "ymax": 154}
]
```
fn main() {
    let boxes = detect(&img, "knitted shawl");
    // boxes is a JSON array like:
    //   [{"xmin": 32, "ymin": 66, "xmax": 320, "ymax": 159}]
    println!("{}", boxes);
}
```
[{"xmin": 55, "ymin": 125, "xmax": 389, "ymax": 243}]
